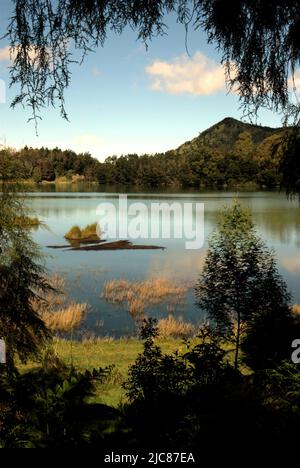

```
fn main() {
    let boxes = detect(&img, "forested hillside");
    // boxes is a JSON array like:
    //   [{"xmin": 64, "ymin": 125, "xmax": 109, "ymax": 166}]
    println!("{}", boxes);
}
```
[{"xmin": 0, "ymin": 118, "xmax": 287, "ymax": 188}]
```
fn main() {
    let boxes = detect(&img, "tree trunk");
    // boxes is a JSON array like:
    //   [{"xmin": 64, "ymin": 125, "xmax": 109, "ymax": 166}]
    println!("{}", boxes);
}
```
[{"xmin": 234, "ymin": 313, "xmax": 241, "ymax": 371}]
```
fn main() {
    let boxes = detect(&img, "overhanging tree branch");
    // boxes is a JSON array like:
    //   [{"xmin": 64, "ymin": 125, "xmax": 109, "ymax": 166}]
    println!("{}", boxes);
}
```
[{"xmin": 3, "ymin": 0, "xmax": 300, "ymax": 128}]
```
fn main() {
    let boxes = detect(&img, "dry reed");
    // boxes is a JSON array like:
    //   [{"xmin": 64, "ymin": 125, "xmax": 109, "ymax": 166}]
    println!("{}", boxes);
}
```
[
  {"xmin": 157, "ymin": 315, "xmax": 196, "ymax": 339},
  {"xmin": 34, "ymin": 275, "xmax": 88, "ymax": 333},
  {"xmin": 42, "ymin": 302, "xmax": 88, "ymax": 332},
  {"xmin": 103, "ymin": 277, "xmax": 189, "ymax": 317}
]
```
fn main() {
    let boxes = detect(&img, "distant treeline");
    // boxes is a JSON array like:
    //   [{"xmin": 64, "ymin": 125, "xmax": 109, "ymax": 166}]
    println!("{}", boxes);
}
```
[{"xmin": 0, "ymin": 118, "xmax": 288, "ymax": 188}]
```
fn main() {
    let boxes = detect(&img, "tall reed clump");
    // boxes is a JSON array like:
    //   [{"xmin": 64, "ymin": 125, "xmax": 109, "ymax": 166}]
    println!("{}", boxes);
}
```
[
  {"xmin": 42, "ymin": 303, "xmax": 87, "ymax": 332},
  {"xmin": 157, "ymin": 315, "xmax": 197, "ymax": 339},
  {"xmin": 103, "ymin": 277, "xmax": 189, "ymax": 318},
  {"xmin": 33, "ymin": 275, "xmax": 89, "ymax": 333}
]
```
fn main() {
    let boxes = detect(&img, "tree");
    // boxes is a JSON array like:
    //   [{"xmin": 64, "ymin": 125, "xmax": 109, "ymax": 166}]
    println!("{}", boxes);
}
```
[
  {"xmin": 195, "ymin": 201, "xmax": 292, "ymax": 370},
  {"xmin": 241, "ymin": 258, "xmax": 300, "ymax": 370},
  {"xmin": 0, "ymin": 169, "xmax": 51, "ymax": 368}
]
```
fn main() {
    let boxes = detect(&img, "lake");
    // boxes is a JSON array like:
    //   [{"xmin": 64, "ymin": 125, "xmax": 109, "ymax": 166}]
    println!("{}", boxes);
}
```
[{"xmin": 27, "ymin": 189, "xmax": 300, "ymax": 338}]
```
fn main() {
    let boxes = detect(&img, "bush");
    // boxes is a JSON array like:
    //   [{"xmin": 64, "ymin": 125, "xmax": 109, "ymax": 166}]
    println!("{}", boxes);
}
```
[{"xmin": 0, "ymin": 362, "xmax": 124, "ymax": 448}]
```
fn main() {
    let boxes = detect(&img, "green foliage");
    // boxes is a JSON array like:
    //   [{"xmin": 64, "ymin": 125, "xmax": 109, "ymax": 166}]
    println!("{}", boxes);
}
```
[
  {"xmin": 0, "ymin": 147, "xmax": 100, "ymax": 183},
  {"xmin": 195, "ymin": 201, "xmax": 293, "ymax": 370},
  {"xmin": 280, "ymin": 131, "xmax": 300, "ymax": 196},
  {"xmin": 262, "ymin": 361, "xmax": 300, "ymax": 410},
  {"xmin": 123, "ymin": 319, "xmax": 290, "ymax": 451},
  {"xmin": 0, "ymin": 166, "xmax": 51, "ymax": 367},
  {"xmin": 0, "ymin": 118, "xmax": 288, "ymax": 189},
  {"xmin": 242, "ymin": 261, "xmax": 300, "ymax": 370},
  {"xmin": 0, "ymin": 360, "xmax": 124, "ymax": 448},
  {"xmin": 124, "ymin": 319, "xmax": 191, "ymax": 404}
]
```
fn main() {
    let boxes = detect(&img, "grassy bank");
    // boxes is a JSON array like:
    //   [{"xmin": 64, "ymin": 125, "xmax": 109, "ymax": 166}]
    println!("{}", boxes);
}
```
[{"xmin": 20, "ymin": 338, "xmax": 193, "ymax": 407}]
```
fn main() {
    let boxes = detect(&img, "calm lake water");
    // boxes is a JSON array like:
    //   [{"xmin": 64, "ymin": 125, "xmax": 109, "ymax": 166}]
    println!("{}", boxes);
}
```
[{"xmin": 27, "ymin": 190, "xmax": 300, "ymax": 338}]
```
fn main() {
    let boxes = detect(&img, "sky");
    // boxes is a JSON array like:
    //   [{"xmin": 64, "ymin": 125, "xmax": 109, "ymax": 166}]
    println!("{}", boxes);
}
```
[{"xmin": 0, "ymin": 1, "xmax": 290, "ymax": 161}]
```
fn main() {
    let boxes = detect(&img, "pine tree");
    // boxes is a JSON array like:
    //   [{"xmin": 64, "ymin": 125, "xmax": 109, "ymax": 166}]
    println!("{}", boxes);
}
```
[{"xmin": 0, "ymin": 170, "xmax": 51, "ymax": 369}]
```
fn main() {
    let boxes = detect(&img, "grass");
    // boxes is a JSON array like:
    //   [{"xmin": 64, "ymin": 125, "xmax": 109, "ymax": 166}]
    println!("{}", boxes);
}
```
[
  {"xmin": 103, "ymin": 278, "xmax": 190, "ymax": 318},
  {"xmin": 20, "ymin": 337, "xmax": 191, "ymax": 407},
  {"xmin": 65, "ymin": 223, "xmax": 101, "ymax": 241},
  {"xmin": 19, "ymin": 331, "xmax": 238, "ymax": 408}
]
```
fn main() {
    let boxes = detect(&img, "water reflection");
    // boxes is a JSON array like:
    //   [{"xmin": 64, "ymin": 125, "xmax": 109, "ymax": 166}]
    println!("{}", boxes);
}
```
[{"xmin": 27, "ymin": 190, "xmax": 300, "ymax": 336}]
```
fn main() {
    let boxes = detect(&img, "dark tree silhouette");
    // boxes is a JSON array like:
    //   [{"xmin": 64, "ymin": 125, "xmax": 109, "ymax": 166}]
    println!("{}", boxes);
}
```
[{"xmin": 241, "ymin": 257, "xmax": 300, "ymax": 371}]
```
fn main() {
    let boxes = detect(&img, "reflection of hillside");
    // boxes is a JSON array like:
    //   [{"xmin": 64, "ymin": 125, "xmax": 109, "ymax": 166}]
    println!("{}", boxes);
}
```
[
  {"xmin": 253, "ymin": 212, "xmax": 300, "ymax": 245},
  {"xmin": 28, "ymin": 199, "xmax": 101, "ymax": 219},
  {"xmin": 204, "ymin": 206, "xmax": 300, "ymax": 245},
  {"xmin": 32, "ymin": 207, "xmax": 94, "ymax": 218}
]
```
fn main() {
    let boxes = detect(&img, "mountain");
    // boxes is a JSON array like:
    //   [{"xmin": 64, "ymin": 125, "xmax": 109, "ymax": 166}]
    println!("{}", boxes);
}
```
[
  {"xmin": 0, "ymin": 117, "xmax": 288, "ymax": 188},
  {"xmin": 176, "ymin": 117, "xmax": 282, "ymax": 155}
]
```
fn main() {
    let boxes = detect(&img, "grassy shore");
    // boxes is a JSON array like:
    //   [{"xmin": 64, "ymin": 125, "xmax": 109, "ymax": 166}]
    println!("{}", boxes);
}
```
[{"xmin": 20, "ymin": 338, "xmax": 193, "ymax": 407}]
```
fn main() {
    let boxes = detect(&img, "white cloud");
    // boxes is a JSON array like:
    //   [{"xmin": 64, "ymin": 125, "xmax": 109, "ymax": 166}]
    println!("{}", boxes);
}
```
[
  {"xmin": 0, "ymin": 46, "xmax": 11, "ymax": 62},
  {"xmin": 0, "ymin": 45, "xmax": 52, "ymax": 65},
  {"xmin": 145, "ymin": 52, "xmax": 226, "ymax": 96}
]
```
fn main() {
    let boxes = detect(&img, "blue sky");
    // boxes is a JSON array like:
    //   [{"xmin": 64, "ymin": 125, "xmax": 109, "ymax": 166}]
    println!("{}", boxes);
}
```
[{"xmin": 0, "ymin": 1, "xmax": 285, "ymax": 161}]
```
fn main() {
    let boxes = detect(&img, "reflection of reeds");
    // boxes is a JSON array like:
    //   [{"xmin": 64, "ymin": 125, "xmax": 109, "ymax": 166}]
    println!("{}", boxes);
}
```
[
  {"xmin": 33, "ymin": 275, "xmax": 88, "ymax": 333},
  {"xmin": 157, "ymin": 315, "xmax": 196, "ymax": 339},
  {"xmin": 103, "ymin": 278, "xmax": 189, "ymax": 317}
]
